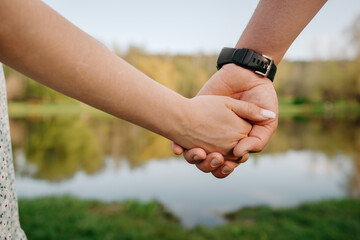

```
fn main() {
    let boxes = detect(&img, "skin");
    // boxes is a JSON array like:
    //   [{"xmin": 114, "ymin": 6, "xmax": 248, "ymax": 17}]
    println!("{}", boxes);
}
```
[
  {"xmin": 173, "ymin": 64, "xmax": 278, "ymax": 177},
  {"xmin": 173, "ymin": 0, "xmax": 328, "ymax": 178},
  {"xmin": 0, "ymin": 0, "xmax": 276, "ymax": 156}
]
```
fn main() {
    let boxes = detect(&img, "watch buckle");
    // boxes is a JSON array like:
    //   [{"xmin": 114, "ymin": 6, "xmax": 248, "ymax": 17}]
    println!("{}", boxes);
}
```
[{"xmin": 255, "ymin": 55, "xmax": 273, "ymax": 78}]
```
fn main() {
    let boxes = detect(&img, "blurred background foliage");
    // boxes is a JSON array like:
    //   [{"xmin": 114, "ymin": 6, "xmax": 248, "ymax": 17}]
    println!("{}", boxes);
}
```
[
  {"xmin": 18, "ymin": 196, "xmax": 360, "ymax": 240},
  {"xmin": 9, "ymin": 116, "xmax": 360, "ymax": 199},
  {"xmin": 3, "ymin": 14, "xmax": 360, "ymax": 104},
  {"xmin": 4, "ymin": 49, "xmax": 360, "ymax": 104},
  {"xmin": 3, "ymin": 12, "xmax": 360, "ymax": 240}
]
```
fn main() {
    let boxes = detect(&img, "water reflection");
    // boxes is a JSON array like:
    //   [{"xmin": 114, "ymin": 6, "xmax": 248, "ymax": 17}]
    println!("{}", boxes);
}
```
[
  {"xmin": 9, "ymin": 115, "xmax": 360, "ymax": 226},
  {"xmin": 15, "ymin": 152, "xmax": 352, "ymax": 227},
  {"xmin": 12, "ymin": 117, "xmax": 103, "ymax": 181},
  {"xmin": 265, "ymin": 117, "xmax": 360, "ymax": 198},
  {"xmin": 10, "ymin": 117, "xmax": 174, "ymax": 181}
]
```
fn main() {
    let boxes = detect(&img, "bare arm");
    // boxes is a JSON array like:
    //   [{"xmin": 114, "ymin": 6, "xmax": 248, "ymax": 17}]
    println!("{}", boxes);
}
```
[
  {"xmin": 174, "ymin": 0, "xmax": 327, "ymax": 178},
  {"xmin": 237, "ymin": 0, "xmax": 327, "ymax": 64},
  {"xmin": 0, "ymin": 0, "xmax": 185, "ymax": 139},
  {"xmin": 0, "ymin": 0, "xmax": 274, "ymax": 154}
]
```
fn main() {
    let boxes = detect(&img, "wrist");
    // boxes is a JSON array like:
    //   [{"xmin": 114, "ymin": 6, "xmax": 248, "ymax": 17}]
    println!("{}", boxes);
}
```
[
  {"xmin": 216, "ymin": 47, "xmax": 277, "ymax": 82},
  {"xmin": 235, "ymin": 41, "xmax": 283, "ymax": 65},
  {"xmin": 155, "ymin": 94, "xmax": 191, "ymax": 142}
]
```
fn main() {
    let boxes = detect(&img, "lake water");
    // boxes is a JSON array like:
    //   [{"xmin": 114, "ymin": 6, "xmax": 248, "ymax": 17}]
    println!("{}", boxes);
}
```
[{"xmin": 9, "ymin": 115, "xmax": 360, "ymax": 227}]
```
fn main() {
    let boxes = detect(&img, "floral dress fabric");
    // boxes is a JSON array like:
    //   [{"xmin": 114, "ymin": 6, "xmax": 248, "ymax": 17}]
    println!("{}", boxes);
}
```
[{"xmin": 0, "ymin": 64, "xmax": 27, "ymax": 239}]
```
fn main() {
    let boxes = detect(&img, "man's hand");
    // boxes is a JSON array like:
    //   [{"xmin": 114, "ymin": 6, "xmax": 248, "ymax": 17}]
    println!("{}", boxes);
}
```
[
  {"xmin": 170, "ymin": 95, "xmax": 275, "ymax": 155},
  {"xmin": 173, "ymin": 0, "xmax": 326, "ymax": 178},
  {"xmin": 172, "ymin": 64, "xmax": 278, "ymax": 178}
]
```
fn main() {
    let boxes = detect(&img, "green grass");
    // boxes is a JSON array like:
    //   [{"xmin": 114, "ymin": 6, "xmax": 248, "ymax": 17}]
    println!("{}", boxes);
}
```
[{"xmin": 18, "ymin": 197, "xmax": 360, "ymax": 240}]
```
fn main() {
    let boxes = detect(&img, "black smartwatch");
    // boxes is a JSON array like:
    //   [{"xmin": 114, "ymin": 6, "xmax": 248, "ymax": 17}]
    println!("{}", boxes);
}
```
[{"xmin": 216, "ymin": 47, "xmax": 277, "ymax": 82}]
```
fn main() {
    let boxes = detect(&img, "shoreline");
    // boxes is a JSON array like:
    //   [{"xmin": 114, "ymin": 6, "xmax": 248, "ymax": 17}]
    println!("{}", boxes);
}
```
[{"xmin": 19, "ymin": 196, "xmax": 360, "ymax": 240}]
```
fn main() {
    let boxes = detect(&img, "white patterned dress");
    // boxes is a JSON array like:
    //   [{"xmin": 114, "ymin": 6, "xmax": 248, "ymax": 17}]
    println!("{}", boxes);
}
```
[{"xmin": 0, "ymin": 64, "xmax": 27, "ymax": 239}]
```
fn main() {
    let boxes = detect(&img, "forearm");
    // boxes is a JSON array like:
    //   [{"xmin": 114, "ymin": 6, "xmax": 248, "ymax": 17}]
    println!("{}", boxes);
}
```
[
  {"xmin": 236, "ymin": 0, "xmax": 327, "ymax": 64},
  {"xmin": 0, "ymin": 0, "xmax": 185, "ymax": 139}
]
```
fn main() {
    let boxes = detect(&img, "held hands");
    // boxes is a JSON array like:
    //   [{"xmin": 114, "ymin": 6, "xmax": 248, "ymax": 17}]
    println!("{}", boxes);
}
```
[
  {"xmin": 169, "ymin": 95, "xmax": 276, "ymax": 157},
  {"xmin": 172, "ymin": 64, "xmax": 279, "ymax": 178}
]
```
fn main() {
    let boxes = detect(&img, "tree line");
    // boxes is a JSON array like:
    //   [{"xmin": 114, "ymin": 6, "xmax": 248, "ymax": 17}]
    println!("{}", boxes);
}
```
[
  {"xmin": 4, "ymin": 15, "xmax": 360, "ymax": 104},
  {"xmin": 4, "ymin": 50, "xmax": 360, "ymax": 104}
]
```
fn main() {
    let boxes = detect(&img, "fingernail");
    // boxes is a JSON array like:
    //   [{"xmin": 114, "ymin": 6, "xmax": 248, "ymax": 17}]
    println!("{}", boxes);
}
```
[
  {"xmin": 193, "ymin": 155, "xmax": 200, "ymax": 161},
  {"xmin": 221, "ymin": 166, "xmax": 232, "ymax": 175},
  {"xmin": 261, "ymin": 109, "xmax": 276, "ymax": 119},
  {"xmin": 210, "ymin": 159, "xmax": 221, "ymax": 168}
]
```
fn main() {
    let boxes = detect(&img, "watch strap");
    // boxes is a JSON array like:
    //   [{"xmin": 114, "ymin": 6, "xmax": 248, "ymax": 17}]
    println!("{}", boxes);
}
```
[{"xmin": 216, "ymin": 47, "xmax": 277, "ymax": 82}]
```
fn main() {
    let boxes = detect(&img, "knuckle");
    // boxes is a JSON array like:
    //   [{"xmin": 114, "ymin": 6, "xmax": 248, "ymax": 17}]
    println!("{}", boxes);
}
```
[
  {"xmin": 251, "ymin": 143, "xmax": 265, "ymax": 153},
  {"xmin": 246, "ymin": 102, "xmax": 257, "ymax": 116},
  {"xmin": 245, "ymin": 102, "xmax": 252, "ymax": 116}
]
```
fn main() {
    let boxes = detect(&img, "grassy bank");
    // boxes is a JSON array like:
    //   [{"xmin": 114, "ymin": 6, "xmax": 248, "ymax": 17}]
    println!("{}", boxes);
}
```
[{"xmin": 19, "ymin": 196, "xmax": 360, "ymax": 240}]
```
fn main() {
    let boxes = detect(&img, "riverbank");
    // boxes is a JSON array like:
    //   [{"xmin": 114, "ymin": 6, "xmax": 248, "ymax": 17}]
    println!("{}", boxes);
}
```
[{"xmin": 18, "ymin": 196, "xmax": 360, "ymax": 240}]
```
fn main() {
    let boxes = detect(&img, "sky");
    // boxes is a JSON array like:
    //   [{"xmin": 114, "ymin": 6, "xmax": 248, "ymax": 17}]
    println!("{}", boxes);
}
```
[{"xmin": 43, "ymin": 0, "xmax": 360, "ymax": 61}]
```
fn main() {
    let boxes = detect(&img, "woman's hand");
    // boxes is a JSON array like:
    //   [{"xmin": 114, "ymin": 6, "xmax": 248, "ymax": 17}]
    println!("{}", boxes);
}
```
[
  {"xmin": 170, "ymin": 94, "xmax": 276, "ymax": 164},
  {"xmin": 172, "ymin": 64, "xmax": 278, "ymax": 178}
]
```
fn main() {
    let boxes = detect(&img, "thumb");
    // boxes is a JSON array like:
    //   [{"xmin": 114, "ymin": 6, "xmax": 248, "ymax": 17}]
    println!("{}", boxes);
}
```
[{"xmin": 227, "ymin": 99, "xmax": 276, "ymax": 122}]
